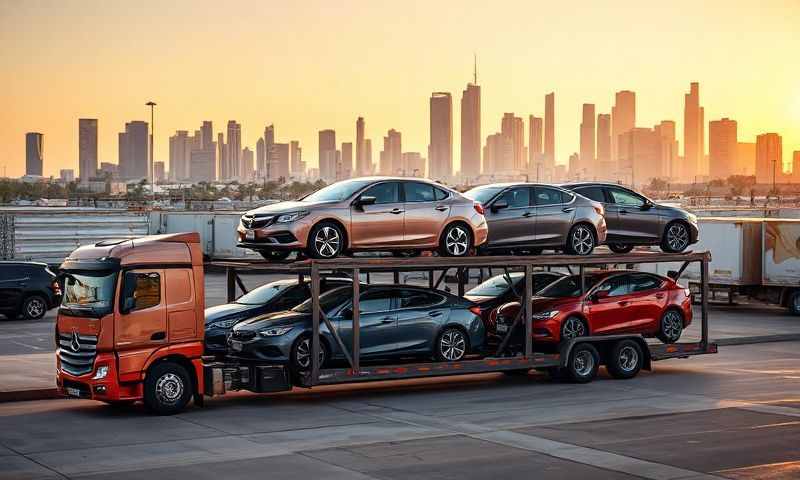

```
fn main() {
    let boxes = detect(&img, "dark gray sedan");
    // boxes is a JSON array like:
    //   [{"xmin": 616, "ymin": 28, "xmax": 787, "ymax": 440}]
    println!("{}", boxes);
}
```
[
  {"xmin": 464, "ymin": 183, "xmax": 607, "ymax": 255},
  {"xmin": 561, "ymin": 182, "xmax": 699, "ymax": 253},
  {"xmin": 228, "ymin": 285, "xmax": 485, "ymax": 376}
]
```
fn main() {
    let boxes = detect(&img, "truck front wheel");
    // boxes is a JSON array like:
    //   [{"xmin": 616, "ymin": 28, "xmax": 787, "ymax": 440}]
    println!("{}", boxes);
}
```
[
  {"xmin": 788, "ymin": 291, "xmax": 800, "ymax": 315},
  {"xmin": 144, "ymin": 362, "xmax": 193, "ymax": 415}
]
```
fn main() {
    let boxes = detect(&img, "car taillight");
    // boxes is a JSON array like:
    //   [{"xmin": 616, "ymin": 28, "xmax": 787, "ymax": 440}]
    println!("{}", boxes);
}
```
[
  {"xmin": 52, "ymin": 280, "xmax": 61, "ymax": 295},
  {"xmin": 474, "ymin": 202, "xmax": 485, "ymax": 215},
  {"xmin": 469, "ymin": 305, "xmax": 482, "ymax": 317}
]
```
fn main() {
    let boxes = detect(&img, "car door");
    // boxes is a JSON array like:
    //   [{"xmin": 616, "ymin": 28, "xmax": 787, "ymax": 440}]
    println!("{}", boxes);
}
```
[
  {"xmin": 350, "ymin": 181, "xmax": 405, "ymax": 247},
  {"xmin": 394, "ymin": 289, "xmax": 448, "ymax": 353},
  {"xmin": 0, "ymin": 265, "xmax": 27, "ymax": 312},
  {"xmin": 336, "ymin": 289, "xmax": 398, "ymax": 357},
  {"xmin": 627, "ymin": 273, "xmax": 668, "ymax": 332},
  {"xmin": 605, "ymin": 187, "xmax": 662, "ymax": 243},
  {"xmin": 484, "ymin": 187, "xmax": 534, "ymax": 247},
  {"xmin": 403, "ymin": 182, "xmax": 451, "ymax": 246},
  {"xmin": 533, "ymin": 186, "xmax": 574, "ymax": 246},
  {"xmin": 585, "ymin": 274, "xmax": 635, "ymax": 334}
]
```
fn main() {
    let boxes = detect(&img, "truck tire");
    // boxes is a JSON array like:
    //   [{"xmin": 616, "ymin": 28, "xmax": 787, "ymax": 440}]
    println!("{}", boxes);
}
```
[
  {"xmin": 144, "ymin": 362, "xmax": 193, "ymax": 415},
  {"xmin": 606, "ymin": 339, "xmax": 644, "ymax": 379},
  {"xmin": 565, "ymin": 343, "xmax": 599, "ymax": 383},
  {"xmin": 788, "ymin": 291, "xmax": 800, "ymax": 315}
]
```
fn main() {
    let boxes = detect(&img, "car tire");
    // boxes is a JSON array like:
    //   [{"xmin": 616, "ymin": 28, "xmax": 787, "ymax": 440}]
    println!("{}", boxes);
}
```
[
  {"xmin": 259, "ymin": 250, "xmax": 292, "ymax": 261},
  {"xmin": 566, "ymin": 224, "xmax": 596, "ymax": 256},
  {"xmin": 565, "ymin": 343, "xmax": 599, "ymax": 383},
  {"xmin": 439, "ymin": 223, "xmax": 473, "ymax": 257},
  {"xmin": 560, "ymin": 316, "xmax": 588, "ymax": 342},
  {"xmin": 143, "ymin": 362, "xmax": 193, "ymax": 415},
  {"xmin": 435, "ymin": 327, "xmax": 469, "ymax": 362},
  {"xmin": 656, "ymin": 309, "xmax": 684, "ymax": 344},
  {"xmin": 787, "ymin": 291, "xmax": 800, "ymax": 315},
  {"xmin": 307, "ymin": 222, "xmax": 345, "ymax": 259},
  {"xmin": 608, "ymin": 244, "xmax": 634, "ymax": 254},
  {"xmin": 21, "ymin": 295, "xmax": 48, "ymax": 320},
  {"xmin": 291, "ymin": 334, "xmax": 327, "ymax": 374},
  {"xmin": 661, "ymin": 222, "xmax": 691, "ymax": 253},
  {"xmin": 606, "ymin": 339, "xmax": 644, "ymax": 379}
]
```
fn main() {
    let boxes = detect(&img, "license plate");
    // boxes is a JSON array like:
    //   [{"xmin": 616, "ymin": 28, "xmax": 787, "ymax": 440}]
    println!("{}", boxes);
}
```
[
  {"xmin": 65, "ymin": 387, "xmax": 82, "ymax": 397},
  {"xmin": 230, "ymin": 340, "xmax": 243, "ymax": 352},
  {"xmin": 496, "ymin": 324, "xmax": 508, "ymax": 333},
  {"xmin": 245, "ymin": 230, "xmax": 255, "ymax": 240}
]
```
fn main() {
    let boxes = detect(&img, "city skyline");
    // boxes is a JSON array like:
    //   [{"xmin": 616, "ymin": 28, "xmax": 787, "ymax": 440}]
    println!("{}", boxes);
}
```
[{"xmin": 1, "ymin": 1, "xmax": 799, "ymax": 179}]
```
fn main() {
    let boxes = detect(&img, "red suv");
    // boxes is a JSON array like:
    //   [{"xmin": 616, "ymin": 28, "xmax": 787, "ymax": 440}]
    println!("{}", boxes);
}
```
[{"xmin": 492, "ymin": 270, "xmax": 691, "ymax": 345}]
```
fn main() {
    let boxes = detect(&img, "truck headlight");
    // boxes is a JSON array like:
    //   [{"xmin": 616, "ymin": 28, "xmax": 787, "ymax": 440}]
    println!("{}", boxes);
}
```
[
  {"xmin": 259, "ymin": 326, "xmax": 293, "ymax": 337},
  {"xmin": 532, "ymin": 310, "xmax": 559, "ymax": 320},
  {"xmin": 276, "ymin": 211, "xmax": 309, "ymax": 223},
  {"xmin": 92, "ymin": 365, "xmax": 109, "ymax": 380}
]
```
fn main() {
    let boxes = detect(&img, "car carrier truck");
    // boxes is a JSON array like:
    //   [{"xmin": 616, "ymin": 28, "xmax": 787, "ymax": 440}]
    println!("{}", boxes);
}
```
[{"xmin": 56, "ymin": 232, "xmax": 717, "ymax": 415}]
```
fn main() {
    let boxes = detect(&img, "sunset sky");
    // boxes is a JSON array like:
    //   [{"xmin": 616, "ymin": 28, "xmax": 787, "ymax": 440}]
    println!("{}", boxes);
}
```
[{"xmin": 1, "ymin": 0, "xmax": 798, "ymax": 178}]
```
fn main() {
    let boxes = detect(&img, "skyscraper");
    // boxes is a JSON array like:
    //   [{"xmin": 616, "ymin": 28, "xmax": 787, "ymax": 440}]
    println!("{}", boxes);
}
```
[
  {"xmin": 612, "ymin": 90, "xmax": 635, "ymax": 169},
  {"xmin": 78, "ymin": 119, "xmax": 98, "ymax": 183},
  {"xmin": 355, "ymin": 117, "xmax": 367, "ymax": 176},
  {"xmin": 256, "ymin": 138, "xmax": 265, "ymax": 177},
  {"xmin": 201, "ymin": 121, "xmax": 213, "ymax": 151},
  {"xmin": 596, "ymin": 113, "xmax": 612, "ymax": 177},
  {"xmin": 341, "ymin": 142, "xmax": 353, "ymax": 179},
  {"xmin": 365, "ymin": 139, "xmax": 373, "ymax": 174},
  {"xmin": 501, "ymin": 113, "xmax": 525, "ymax": 171},
  {"xmin": 168, "ymin": 130, "xmax": 191, "ymax": 180},
  {"xmin": 429, "ymin": 92, "xmax": 452, "ymax": 180},
  {"xmin": 290, "ymin": 140, "xmax": 302, "ymax": 176},
  {"xmin": 654, "ymin": 120, "xmax": 678, "ymax": 180},
  {"xmin": 579, "ymin": 104, "xmax": 595, "ymax": 178},
  {"xmin": 380, "ymin": 129, "xmax": 402, "ymax": 175},
  {"xmin": 618, "ymin": 127, "xmax": 660, "ymax": 187},
  {"xmin": 226, "ymin": 121, "xmax": 242, "ymax": 179},
  {"xmin": 544, "ymin": 93, "xmax": 555, "ymax": 172},
  {"xmin": 263, "ymin": 125, "xmax": 275, "ymax": 179},
  {"xmin": 528, "ymin": 116, "xmax": 543, "ymax": 179},
  {"xmin": 460, "ymin": 79, "xmax": 481, "ymax": 181},
  {"xmin": 483, "ymin": 133, "xmax": 512, "ymax": 174},
  {"xmin": 270, "ymin": 143, "xmax": 290, "ymax": 181},
  {"xmin": 318, "ymin": 129, "xmax": 336, "ymax": 181},
  {"xmin": 241, "ymin": 147, "xmax": 254, "ymax": 180},
  {"xmin": 118, "ymin": 121, "xmax": 148, "ymax": 180},
  {"xmin": 709, "ymin": 118, "xmax": 737, "ymax": 180},
  {"xmin": 25, "ymin": 132, "xmax": 43, "ymax": 176},
  {"xmin": 756, "ymin": 133, "xmax": 782, "ymax": 186},
  {"xmin": 684, "ymin": 82, "xmax": 705, "ymax": 180},
  {"xmin": 402, "ymin": 152, "xmax": 426, "ymax": 177},
  {"xmin": 217, "ymin": 133, "xmax": 227, "ymax": 181}
]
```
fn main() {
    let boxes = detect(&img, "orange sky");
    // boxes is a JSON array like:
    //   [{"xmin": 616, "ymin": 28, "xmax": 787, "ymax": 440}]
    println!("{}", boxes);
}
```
[{"xmin": 1, "ymin": 0, "xmax": 799, "ymax": 178}]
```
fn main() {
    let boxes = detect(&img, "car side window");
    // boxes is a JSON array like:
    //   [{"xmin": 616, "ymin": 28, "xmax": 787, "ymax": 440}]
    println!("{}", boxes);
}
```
[
  {"xmin": 362, "ymin": 182, "xmax": 399, "ymax": 204},
  {"xmin": 122, "ymin": 272, "xmax": 161, "ymax": 311},
  {"xmin": 609, "ymin": 188, "xmax": 645, "ymax": 207},
  {"xmin": 275, "ymin": 285, "xmax": 310, "ymax": 309},
  {"xmin": 400, "ymin": 290, "xmax": 443, "ymax": 309},
  {"xmin": 497, "ymin": 187, "xmax": 531, "ymax": 208},
  {"xmin": 595, "ymin": 275, "xmax": 631, "ymax": 297},
  {"xmin": 561, "ymin": 191, "xmax": 575, "ymax": 203},
  {"xmin": 575, "ymin": 186, "xmax": 606, "ymax": 203},
  {"xmin": 434, "ymin": 187, "xmax": 449, "ymax": 201},
  {"xmin": 534, "ymin": 187, "xmax": 563, "ymax": 206},
  {"xmin": 630, "ymin": 274, "xmax": 663, "ymax": 292},
  {"xmin": 404, "ymin": 182, "xmax": 435, "ymax": 202},
  {"xmin": 359, "ymin": 290, "xmax": 393, "ymax": 313}
]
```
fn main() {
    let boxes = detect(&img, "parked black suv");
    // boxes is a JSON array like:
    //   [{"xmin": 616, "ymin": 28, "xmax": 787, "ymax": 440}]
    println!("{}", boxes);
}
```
[{"xmin": 0, "ymin": 261, "xmax": 61, "ymax": 319}]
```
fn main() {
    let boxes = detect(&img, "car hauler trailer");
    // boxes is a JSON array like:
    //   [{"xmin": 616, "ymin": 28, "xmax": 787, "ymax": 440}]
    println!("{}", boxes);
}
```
[{"xmin": 56, "ymin": 232, "xmax": 716, "ymax": 415}]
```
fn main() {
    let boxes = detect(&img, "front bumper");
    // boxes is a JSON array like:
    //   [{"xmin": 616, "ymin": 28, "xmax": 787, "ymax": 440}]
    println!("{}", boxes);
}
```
[
  {"xmin": 236, "ymin": 219, "xmax": 311, "ymax": 250},
  {"xmin": 227, "ymin": 332, "xmax": 296, "ymax": 363},
  {"xmin": 56, "ymin": 352, "xmax": 143, "ymax": 401}
]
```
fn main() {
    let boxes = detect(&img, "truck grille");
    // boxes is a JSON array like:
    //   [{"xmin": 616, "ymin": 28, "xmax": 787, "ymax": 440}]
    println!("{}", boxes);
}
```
[{"xmin": 57, "ymin": 332, "xmax": 98, "ymax": 376}]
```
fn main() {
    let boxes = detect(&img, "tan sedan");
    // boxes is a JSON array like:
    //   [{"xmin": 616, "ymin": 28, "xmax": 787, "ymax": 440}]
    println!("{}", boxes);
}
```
[{"xmin": 238, "ymin": 177, "xmax": 488, "ymax": 260}]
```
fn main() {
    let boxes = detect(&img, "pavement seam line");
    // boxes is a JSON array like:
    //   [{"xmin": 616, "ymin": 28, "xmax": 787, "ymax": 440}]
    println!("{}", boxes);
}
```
[{"xmin": 0, "ymin": 440, "xmax": 71, "ymax": 480}]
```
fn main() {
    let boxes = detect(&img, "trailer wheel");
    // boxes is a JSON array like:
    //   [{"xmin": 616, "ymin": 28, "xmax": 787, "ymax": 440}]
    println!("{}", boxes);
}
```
[
  {"xmin": 144, "ymin": 362, "xmax": 192, "ymax": 415},
  {"xmin": 606, "ymin": 339, "xmax": 644, "ymax": 379},
  {"xmin": 788, "ymin": 291, "xmax": 800, "ymax": 315},
  {"xmin": 565, "ymin": 343, "xmax": 599, "ymax": 383}
]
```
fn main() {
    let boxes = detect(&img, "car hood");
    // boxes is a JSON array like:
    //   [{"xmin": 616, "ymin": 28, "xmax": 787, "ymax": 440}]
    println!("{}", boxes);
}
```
[
  {"xmin": 654, "ymin": 203, "xmax": 695, "ymax": 222},
  {"xmin": 204, "ymin": 303, "xmax": 255, "ymax": 324},
  {"xmin": 232, "ymin": 310, "xmax": 310, "ymax": 331},
  {"xmin": 246, "ymin": 199, "xmax": 333, "ymax": 215}
]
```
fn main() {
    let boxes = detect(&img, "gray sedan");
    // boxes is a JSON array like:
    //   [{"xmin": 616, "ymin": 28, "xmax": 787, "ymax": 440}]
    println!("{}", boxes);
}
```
[{"xmin": 464, "ymin": 183, "xmax": 607, "ymax": 255}]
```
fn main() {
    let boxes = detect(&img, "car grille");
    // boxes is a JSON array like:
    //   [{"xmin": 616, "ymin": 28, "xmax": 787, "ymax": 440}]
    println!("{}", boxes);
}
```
[
  {"xmin": 57, "ymin": 332, "xmax": 98, "ymax": 376},
  {"xmin": 231, "ymin": 330, "xmax": 256, "ymax": 341},
  {"xmin": 241, "ymin": 214, "xmax": 275, "ymax": 229}
]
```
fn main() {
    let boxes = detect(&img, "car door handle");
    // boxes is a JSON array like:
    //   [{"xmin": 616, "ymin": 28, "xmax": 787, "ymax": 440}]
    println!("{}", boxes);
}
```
[
  {"xmin": 428, "ymin": 311, "xmax": 443, "ymax": 317},
  {"xmin": 390, "ymin": 208, "xmax": 404, "ymax": 214},
  {"xmin": 562, "ymin": 207, "xmax": 575, "ymax": 213},
  {"xmin": 617, "ymin": 301, "xmax": 629, "ymax": 306},
  {"xmin": 619, "ymin": 210, "xmax": 628, "ymax": 215},
  {"xmin": 655, "ymin": 293, "xmax": 665, "ymax": 299},
  {"xmin": 380, "ymin": 317, "xmax": 395, "ymax": 324},
  {"xmin": 435, "ymin": 205, "xmax": 449, "ymax": 212},
  {"xmin": 522, "ymin": 211, "xmax": 534, "ymax": 217}
]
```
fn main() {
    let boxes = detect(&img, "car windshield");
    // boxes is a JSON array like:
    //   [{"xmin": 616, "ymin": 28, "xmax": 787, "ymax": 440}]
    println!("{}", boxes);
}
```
[
  {"xmin": 302, "ymin": 179, "xmax": 373, "ymax": 202},
  {"xmin": 467, "ymin": 272, "xmax": 523, "ymax": 297},
  {"xmin": 463, "ymin": 185, "xmax": 504, "ymax": 205},
  {"xmin": 61, "ymin": 271, "xmax": 118, "ymax": 317},
  {"xmin": 293, "ymin": 285, "xmax": 352, "ymax": 314},
  {"xmin": 236, "ymin": 282, "xmax": 293, "ymax": 305},
  {"xmin": 539, "ymin": 274, "xmax": 602, "ymax": 298}
]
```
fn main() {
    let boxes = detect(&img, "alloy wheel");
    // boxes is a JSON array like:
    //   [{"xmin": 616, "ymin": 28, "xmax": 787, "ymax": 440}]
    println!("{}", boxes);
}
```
[
  {"xmin": 666, "ymin": 223, "xmax": 689, "ymax": 252},
  {"xmin": 445, "ymin": 226, "xmax": 469, "ymax": 256},
  {"xmin": 439, "ymin": 329, "xmax": 466, "ymax": 361},
  {"xmin": 25, "ymin": 298, "xmax": 45, "ymax": 318},
  {"xmin": 154, "ymin": 373, "xmax": 184, "ymax": 406},
  {"xmin": 570, "ymin": 226, "xmax": 594, "ymax": 255},
  {"xmin": 314, "ymin": 226, "xmax": 341, "ymax": 258},
  {"xmin": 295, "ymin": 338, "xmax": 325, "ymax": 369},
  {"xmin": 562, "ymin": 317, "xmax": 586, "ymax": 340},
  {"xmin": 662, "ymin": 310, "xmax": 683, "ymax": 342},
  {"xmin": 617, "ymin": 346, "xmax": 639, "ymax": 372},
  {"xmin": 573, "ymin": 350, "xmax": 595, "ymax": 377}
]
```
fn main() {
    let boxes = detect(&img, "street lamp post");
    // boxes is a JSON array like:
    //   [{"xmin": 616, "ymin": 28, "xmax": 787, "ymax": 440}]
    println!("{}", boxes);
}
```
[{"xmin": 146, "ymin": 101, "xmax": 156, "ymax": 202}]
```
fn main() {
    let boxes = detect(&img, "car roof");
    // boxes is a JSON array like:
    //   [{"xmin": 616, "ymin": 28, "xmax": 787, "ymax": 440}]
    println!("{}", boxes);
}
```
[
  {"xmin": 0, "ymin": 261, "xmax": 48, "ymax": 267},
  {"xmin": 560, "ymin": 181, "xmax": 633, "ymax": 189},
  {"xmin": 468, "ymin": 182, "xmax": 567, "ymax": 190}
]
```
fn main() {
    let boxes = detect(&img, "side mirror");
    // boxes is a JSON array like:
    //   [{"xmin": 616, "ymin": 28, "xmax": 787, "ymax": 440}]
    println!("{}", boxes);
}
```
[
  {"xmin": 340, "ymin": 307, "xmax": 353, "ymax": 319},
  {"xmin": 357, "ymin": 195, "xmax": 376, "ymax": 208},
  {"xmin": 640, "ymin": 200, "xmax": 653, "ymax": 211},
  {"xmin": 667, "ymin": 270, "xmax": 679, "ymax": 280},
  {"xmin": 591, "ymin": 290, "xmax": 610, "ymax": 302},
  {"xmin": 491, "ymin": 200, "xmax": 509, "ymax": 212}
]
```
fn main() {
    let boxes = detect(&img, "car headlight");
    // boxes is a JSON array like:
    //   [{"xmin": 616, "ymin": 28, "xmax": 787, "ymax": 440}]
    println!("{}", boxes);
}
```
[
  {"xmin": 209, "ymin": 318, "xmax": 238, "ymax": 329},
  {"xmin": 532, "ymin": 310, "xmax": 559, "ymax": 320},
  {"xmin": 92, "ymin": 365, "xmax": 109, "ymax": 380},
  {"xmin": 259, "ymin": 326, "xmax": 293, "ymax": 337},
  {"xmin": 276, "ymin": 211, "xmax": 309, "ymax": 223},
  {"xmin": 687, "ymin": 213, "xmax": 697, "ymax": 224}
]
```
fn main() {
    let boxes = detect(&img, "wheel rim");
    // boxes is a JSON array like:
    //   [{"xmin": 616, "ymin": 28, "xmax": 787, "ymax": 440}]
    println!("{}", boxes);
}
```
[
  {"xmin": 314, "ymin": 226, "xmax": 341, "ymax": 258},
  {"xmin": 573, "ymin": 350, "xmax": 594, "ymax": 377},
  {"xmin": 667, "ymin": 224, "xmax": 689, "ymax": 251},
  {"xmin": 794, "ymin": 294, "xmax": 800, "ymax": 312},
  {"xmin": 571, "ymin": 226, "xmax": 594, "ymax": 255},
  {"xmin": 155, "ymin": 373, "xmax": 184, "ymax": 405},
  {"xmin": 446, "ymin": 226, "xmax": 469, "ymax": 256},
  {"xmin": 618, "ymin": 346, "xmax": 639, "ymax": 372},
  {"xmin": 662, "ymin": 311, "xmax": 683, "ymax": 341},
  {"xmin": 26, "ymin": 298, "xmax": 45, "ymax": 318},
  {"xmin": 440, "ymin": 329, "xmax": 466, "ymax": 361},
  {"xmin": 562, "ymin": 317, "xmax": 586, "ymax": 340},
  {"xmin": 296, "ymin": 338, "xmax": 325, "ymax": 369}
]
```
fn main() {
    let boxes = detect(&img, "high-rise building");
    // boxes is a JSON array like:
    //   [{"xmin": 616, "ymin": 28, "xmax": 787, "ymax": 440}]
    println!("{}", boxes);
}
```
[
  {"xmin": 340, "ymin": 142, "xmax": 353, "ymax": 179},
  {"xmin": 755, "ymin": 133, "xmax": 782, "ymax": 186},
  {"xmin": 460, "ymin": 81, "xmax": 481, "ymax": 181},
  {"xmin": 118, "ymin": 121, "xmax": 148, "ymax": 180},
  {"xmin": 100, "ymin": 162, "xmax": 119, "ymax": 179},
  {"xmin": 168, "ymin": 130, "xmax": 191, "ymax": 181},
  {"xmin": 528, "ymin": 116, "xmax": 543, "ymax": 179},
  {"xmin": 544, "ymin": 93, "xmax": 555, "ymax": 171},
  {"xmin": 365, "ymin": 139, "xmax": 373, "ymax": 174},
  {"xmin": 501, "ymin": 113, "xmax": 525, "ymax": 171},
  {"xmin": 318, "ymin": 129, "xmax": 337, "ymax": 181},
  {"xmin": 429, "ymin": 92, "xmax": 452, "ymax": 180},
  {"xmin": 483, "ymin": 133, "xmax": 512, "ymax": 174},
  {"xmin": 611, "ymin": 90, "xmax": 635, "ymax": 168},
  {"xmin": 270, "ymin": 143, "xmax": 290, "ymax": 181},
  {"xmin": 290, "ymin": 140, "xmax": 302, "ymax": 176},
  {"xmin": 217, "ymin": 133, "xmax": 227, "ymax": 181},
  {"xmin": 793, "ymin": 151, "xmax": 800, "ymax": 183},
  {"xmin": 709, "ymin": 118, "xmax": 738, "ymax": 180},
  {"xmin": 578, "ymin": 104, "xmax": 596, "ymax": 178},
  {"xmin": 380, "ymin": 129, "xmax": 402, "ymax": 175},
  {"xmin": 596, "ymin": 114, "xmax": 612, "ymax": 177},
  {"xmin": 355, "ymin": 117, "xmax": 367, "ymax": 176},
  {"xmin": 683, "ymin": 82, "xmax": 705, "ymax": 180},
  {"xmin": 25, "ymin": 132, "xmax": 44, "ymax": 176},
  {"xmin": 226, "ymin": 121, "xmax": 242, "ymax": 179},
  {"xmin": 736, "ymin": 142, "xmax": 756, "ymax": 176},
  {"xmin": 190, "ymin": 148, "xmax": 216, "ymax": 182},
  {"xmin": 78, "ymin": 119, "xmax": 98, "ymax": 183},
  {"xmin": 263, "ymin": 124, "xmax": 274, "ymax": 179},
  {"xmin": 153, "ymin": 161, "xmax": 165, "ymax": 182},
  {"xmin": 256, "ymin": 138, "xmax": 266, "ymax": 178},
  {"xmin": 241, "ymin": 147, "xmax": 254, "ymax": 181},
  {"xmin": 654, "ymin": 121, "xmax": 678, "ymax": 180},
  {"xmin": 618, "ymin": 128, "xmax": 661, "ymax": 187},
  {"xmin": 402, "ymin": 152, "xmax": 426, "ymax": 177},
  {"xmin": 60, "ymin": 169, "xmax": 74, "ymax": 182},
  {"xmin": 200, "ymin": 121, "xmax": 213, "ymax": 151}
]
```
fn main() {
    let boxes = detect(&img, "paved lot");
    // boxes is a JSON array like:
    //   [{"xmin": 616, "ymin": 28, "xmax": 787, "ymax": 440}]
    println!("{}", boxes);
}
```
[{"xmin": 0, "ymin": 341, "xmax": 798, "ymax": 479}]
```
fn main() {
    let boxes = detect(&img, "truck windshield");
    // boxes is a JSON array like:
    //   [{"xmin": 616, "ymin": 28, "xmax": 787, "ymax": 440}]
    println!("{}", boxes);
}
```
[{"xmin": 61, "ymin": 271, "xmax": 118, "ymax": 318}]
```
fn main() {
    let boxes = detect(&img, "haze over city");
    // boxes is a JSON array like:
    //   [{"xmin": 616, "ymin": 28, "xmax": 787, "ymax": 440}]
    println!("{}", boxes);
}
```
[{"xmin": 2, "ymin": 0, "xmax": 799, "ymax": 184}]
